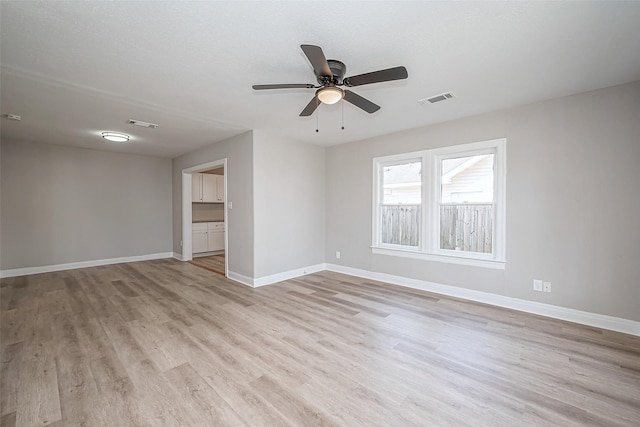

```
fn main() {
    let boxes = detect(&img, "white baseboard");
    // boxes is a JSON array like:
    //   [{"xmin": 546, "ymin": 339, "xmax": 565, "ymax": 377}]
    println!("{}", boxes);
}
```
[
  {"xmin": 0, "ymin": 252, "xmax": 174, "ymax": 278},
  {"xmin": 325, "ymin": 263, "xmax": 640, "ymax": 337},
  {"xmin": 253, "ymin": 263, "xmax": 326, "ymax": 287},
  {"xmin": 227, "ymin": 270, "xmax": 255, "ymax": 287},
  {"xmin": 172, "ymin": 252, "xmax": 184, "ymax": 261},
  {"xmin": 227, "ymin": 263, "xmax": 326, "ymax": 288}
]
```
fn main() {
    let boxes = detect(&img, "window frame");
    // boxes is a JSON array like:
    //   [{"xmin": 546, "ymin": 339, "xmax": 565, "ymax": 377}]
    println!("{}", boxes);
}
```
[
  {"xmin": 372, "ymin": 151, "xmax": 426, "ymax": 252},
  {"xmin": 372, "ymin": 138, "xmax": 506, "ymax": 270}
]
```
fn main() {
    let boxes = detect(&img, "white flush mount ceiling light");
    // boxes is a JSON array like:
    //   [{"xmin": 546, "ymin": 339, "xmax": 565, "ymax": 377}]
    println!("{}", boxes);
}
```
[
  {"xmin": 101, "ymin": 132, "xmax": 130, "ymax": 143},
  {"xmin": 316, "ymin": 86, "xmax": 344, "ymax": 105}
]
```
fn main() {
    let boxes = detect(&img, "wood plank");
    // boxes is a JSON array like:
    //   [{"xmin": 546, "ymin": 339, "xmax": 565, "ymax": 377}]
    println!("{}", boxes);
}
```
[
  {"xmin": 250, "ymin": 374, "xmax": 337, "ymax": 426},
  {"xmin": 189, "ymin": 254, "xmax": 226, "ymax": 275},
  {"xmin": 0, "ymin": 342, "xmax": 23, "ymax": 417},
  {"xmin": 109, "ymin": 280, "xmax": 139, "ymax": 298},
  {"xmin": 164, "ymin": 363, "xmax": 248, "ymax": 426},
  {"xmin": 15, "ymin": 351, "xmax": 61, "ymax": 426},
  {"xmin": 0, "ymin": 412, "xmax": 16, "ymax": 427},
  {"xmin": 89, "ymin": 355, "xmax": 149, "ymax": 426}
]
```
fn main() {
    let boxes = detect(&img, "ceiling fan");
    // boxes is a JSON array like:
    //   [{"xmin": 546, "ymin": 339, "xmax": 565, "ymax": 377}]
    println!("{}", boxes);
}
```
[{"xmin": 252, "ymin": 44, "xmax": 408, "ymax": 117}]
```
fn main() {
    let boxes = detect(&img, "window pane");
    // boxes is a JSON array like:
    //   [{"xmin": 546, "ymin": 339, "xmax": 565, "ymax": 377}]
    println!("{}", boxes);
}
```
[
  {"xmin": 381, "ymin": 161, "xmax": 421, "ymax": 246},
  {"xmin": 383, "ymin": 162, "xmax": 421, "ymax": 205},
  {"xmin": 441, "ymin": 154, "xmax": 494, "ymax": 203},
  {"xmin": 440, "ymin": 204, "xmax": 493, "ymax": 253},
  {"xmin": 440, "ymin": 154, "xmax": 494, "ymax": 253}
]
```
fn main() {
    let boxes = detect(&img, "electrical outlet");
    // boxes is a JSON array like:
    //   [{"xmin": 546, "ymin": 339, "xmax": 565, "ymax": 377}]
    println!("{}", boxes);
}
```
[
  {"xmin": 533, "ymin": 279, "xmax": 543, "ymax": 292},
  {"xmin": 335, "ymin": 251, "xmax": 341, "ymax": 259},
  {"xmin": 543, "ymin": 281, "xmax": 551, "ymax": 293}
]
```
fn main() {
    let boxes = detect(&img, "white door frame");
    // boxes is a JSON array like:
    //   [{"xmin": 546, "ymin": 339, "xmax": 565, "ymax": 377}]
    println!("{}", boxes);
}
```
[{"xmin": 181, "ymin": 158, "xmax": 228, "ymax": 277}]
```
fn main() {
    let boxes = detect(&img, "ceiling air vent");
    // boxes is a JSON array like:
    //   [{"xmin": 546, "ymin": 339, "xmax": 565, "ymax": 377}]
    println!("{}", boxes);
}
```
[
  {"xmin": 2, "ymin": 114, "xmax": 22, "ymax": 121},
  {"xmin": 418, "ymin": 92, "xmax": 454, "ymax": 105},
  {"xmin": 127, "ymin": 119, "xmax": 159, "ymax": 129}
]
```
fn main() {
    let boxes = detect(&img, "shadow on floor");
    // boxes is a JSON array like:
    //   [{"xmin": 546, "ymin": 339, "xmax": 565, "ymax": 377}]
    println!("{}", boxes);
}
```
[{"xmin": 189, "ymin": 254, "xmax": 225, "ymax": 276}]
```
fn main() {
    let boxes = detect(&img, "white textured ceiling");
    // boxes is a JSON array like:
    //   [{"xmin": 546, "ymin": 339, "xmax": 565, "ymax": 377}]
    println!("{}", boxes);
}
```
[{"xmin": 2, "ymin": 1, "xmax": 640, "ymax": 158}]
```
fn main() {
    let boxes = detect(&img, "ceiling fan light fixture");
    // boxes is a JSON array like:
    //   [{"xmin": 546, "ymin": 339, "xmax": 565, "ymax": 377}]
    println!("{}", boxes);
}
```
[
  {"xmin": 101, "ymin": 131, "xmax": 130, "ymax": 143},
  {"xmin": 316, "ymin": 87, "xmax": 344, "ymax": 105}
]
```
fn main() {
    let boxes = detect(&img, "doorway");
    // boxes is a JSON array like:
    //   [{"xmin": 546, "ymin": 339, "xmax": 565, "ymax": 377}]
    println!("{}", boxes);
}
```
[{"xmin": 181, "ymin": 158, "xmax": 228, "ymax": 278}]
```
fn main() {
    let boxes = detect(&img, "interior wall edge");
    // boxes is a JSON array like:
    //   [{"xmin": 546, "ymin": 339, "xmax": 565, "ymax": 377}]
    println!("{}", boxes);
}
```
[
  {"xmin": 253, "ymin": 263, "xmax": 326, "ymax": 287},
  {"xmin": 226, "ymin": 270, "xmax": 255, "ymax": 288}
]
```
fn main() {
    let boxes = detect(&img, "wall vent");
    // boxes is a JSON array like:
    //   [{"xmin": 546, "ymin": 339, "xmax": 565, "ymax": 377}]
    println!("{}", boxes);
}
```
[
  {"xmin": 418, "ymin": 92, "xmax": 454, "ymax": 105},
  {"xmin": 127, "ymin": 119, "xmax": 159, "ymax": 129}
]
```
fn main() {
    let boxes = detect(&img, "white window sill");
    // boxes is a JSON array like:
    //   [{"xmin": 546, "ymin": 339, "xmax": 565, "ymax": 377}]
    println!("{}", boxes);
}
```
[{"xmin": 371, "ymin": 247, "xmax": 506, "ymax": 270}]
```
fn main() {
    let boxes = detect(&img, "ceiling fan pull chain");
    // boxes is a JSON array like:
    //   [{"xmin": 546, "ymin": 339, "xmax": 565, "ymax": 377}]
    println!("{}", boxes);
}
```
[
  {"xmin": 341, "ymin": 99, "xmax": 345, "ymax": 130},
  {"xmin": 316, "ymin": 98, "xmax": 319, "ymax": 133}
]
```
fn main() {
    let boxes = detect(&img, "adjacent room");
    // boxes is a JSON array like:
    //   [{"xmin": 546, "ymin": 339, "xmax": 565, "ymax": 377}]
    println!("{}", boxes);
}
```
[{"xmin": 1, "ymin": 1, "xmax": 639, "ymax": 426}]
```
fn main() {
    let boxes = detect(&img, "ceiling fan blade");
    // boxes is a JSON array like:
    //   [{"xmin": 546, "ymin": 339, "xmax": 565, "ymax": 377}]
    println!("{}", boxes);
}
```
[
  {"xmin": 299, "ymin": 96, "xmax": 319, "ymax": 117},
  {"xmin": 301, "ymin": 44, "xmax": 332, "ymax": 78},
  {"xmin": 344, "ymin": 66, "xmax": 408, "ymax": 87},
  {"xmin": 253, "ymin": 84, "xmax": 315, "ymax": 90},
  {"xmin": 343, "ymin": 90, "xmax": 380, "ymax": 113}
]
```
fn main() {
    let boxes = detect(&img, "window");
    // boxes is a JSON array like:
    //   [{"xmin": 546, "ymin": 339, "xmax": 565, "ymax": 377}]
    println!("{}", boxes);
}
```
[
  {"xmin": 373, "ymin": 139, "xmax": 506, "ymax": 269},
  {"xmin": 438, "ymin": 153, "xmax": 494, "ymax": 255},
  {"xmin": 380, "ymin": 159, "xmax": 421, "ymax": 247}
]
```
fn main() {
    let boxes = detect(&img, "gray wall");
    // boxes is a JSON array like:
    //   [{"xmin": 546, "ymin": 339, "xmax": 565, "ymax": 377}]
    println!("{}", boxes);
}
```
[
  {"xmin": 172, "ymin": 131, "xmax": 254, "ymax": 278},
  {"xmin": 253, "ymin": 130, "xmax": 326, "ymax": 278},
  {"xmin": 1, "ymin": 140, "xmax": 172, "ymax": 270},
  {"xmin": 325, "ymin": 81, "xmax": 640, "ymax": 322}
]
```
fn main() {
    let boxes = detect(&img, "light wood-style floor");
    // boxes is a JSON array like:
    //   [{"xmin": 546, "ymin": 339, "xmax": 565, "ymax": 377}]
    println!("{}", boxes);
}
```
[
  {"xmin": 189, "ymin": 254, "xmax": 225, "ymax": 276},
  {"xmin": 1, "ymin": 259, "xmax": 639, "ymax": 426}
]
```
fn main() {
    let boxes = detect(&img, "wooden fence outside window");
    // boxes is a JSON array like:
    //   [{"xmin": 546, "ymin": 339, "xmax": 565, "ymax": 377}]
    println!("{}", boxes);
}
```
[{"xmin": 381, "ymin": 204, "xmax": 493, "ymax": 253}]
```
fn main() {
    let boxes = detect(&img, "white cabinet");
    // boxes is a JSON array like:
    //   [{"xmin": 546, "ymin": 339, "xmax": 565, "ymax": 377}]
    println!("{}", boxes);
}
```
[
  {"xmin": 192, "ymin": 223, "xmax": 209, "ymax": 253},
  {"xmin": 207, "ymin": 222, "xmax": 225, "ymax": 251},
  {"xmin": 215, "ymin": 175, "xmax": 224, "ymax": 202},
  {"xmin": 192, "ymin": 222, "xmax": 225, "ymax": 253},
  {"xmin": 202, "ymin": 174, "xmax": 217, "ymax": 202},
  {"xmin": 192, "ymin": 173, "xmax": 224, "ymax": 203}
]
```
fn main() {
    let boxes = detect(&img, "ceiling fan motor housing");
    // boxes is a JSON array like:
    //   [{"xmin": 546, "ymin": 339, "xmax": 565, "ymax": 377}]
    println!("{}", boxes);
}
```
[{"xmin": 320, "ymin": 60, "xmax": 347, "ymax": 85}]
